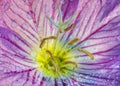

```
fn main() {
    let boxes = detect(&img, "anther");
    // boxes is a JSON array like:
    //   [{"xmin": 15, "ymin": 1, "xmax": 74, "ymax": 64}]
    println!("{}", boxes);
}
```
[
  {"xmin": 40, "ymin": 36, "xmax": 56, "ymax": 48},
  {"xmin": 62, "ymin": 61, "xmax": 78, "ymax": 69},
  {"xmin": 46, "ymin": 50, "xmax": 54, "ymax": 59},
  {"xmin": 46, "ymin": 50, "xmax": 59, "ymax": 72},
  {"xmin": 64, "ymin": 24, "xmax": 74, "ymax": 32},
  {"xmin": 77, "ymin": 48, "xmax": 94, "ymax": 60},
  {"xmin": 68, "ymin": 38, "xmax": 79, "ymax": 45}
]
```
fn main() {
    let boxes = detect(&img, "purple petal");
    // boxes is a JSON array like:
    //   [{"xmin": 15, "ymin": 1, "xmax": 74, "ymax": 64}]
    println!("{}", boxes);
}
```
[
  {"xmin": 25, "ymin": 0, "xmax": 60, "ymax": 37},
  {"xmin": 75, "ymin": 16, "xmax": 120, "ymax": 58},
  {"xmin": 0, "ymin": 0, "xmax": 58, "ymax": 85},
  {"xmin": 0, "ymin": 27, "xmax": 30, "ymax": 54},
  {"xmin": 1, "ymin": 0, "xmax": 120, "ymax": 86},
  {"xmin": 61, "ymin": 0, "xmax": 79, "ymax": 21},
  {"xmin": 0, "ymin": 27, "xmax": 38, "ymax": 85},
  {"xmin": 101, "ymin": 0, "xmax": 120, "ymax": 20},
  {"xmin": 60, "ymin": 0, "xmax": 120, "ymax": 85},
  {"xmin": 1, "ymin": 0, "xmax": 39, "ymax": 44}
]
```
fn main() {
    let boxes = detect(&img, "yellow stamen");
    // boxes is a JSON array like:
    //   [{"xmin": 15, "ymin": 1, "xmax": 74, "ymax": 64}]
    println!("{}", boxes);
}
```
[
  {"xmin": 64, "ymin": 24, "xmax": 74, "ymax": 32},
  {"xmin": 68, "ymin": 38, "xmax": 79, "ymax": 45},
  {"xmin": 78, "ymin": 48, "xmax": 94, "ymax": 60},
  {"xmin": 40, "ymin": 36, "xmax": 56, "ymax": 48},
  {"xmin": 63, "ymin": 61, "xmax": 78, "ymax": 68},
  {"xmin": 46, "ymin": 50, "xmax": 59, "ymax": 72},
  {"xmin": 46, "ymin": 50, "xmax": 54, "ymax": 59}
]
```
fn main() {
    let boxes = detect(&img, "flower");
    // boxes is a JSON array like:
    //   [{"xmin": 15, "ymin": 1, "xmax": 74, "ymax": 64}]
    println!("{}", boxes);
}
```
[{"xmin": 0, "ymin": 0, "xmax": 120, "ymax": 86}]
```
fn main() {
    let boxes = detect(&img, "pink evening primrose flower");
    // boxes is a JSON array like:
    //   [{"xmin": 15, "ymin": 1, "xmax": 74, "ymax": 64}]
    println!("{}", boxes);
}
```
[{"xmin": 0, "ymin": 0, "xmax": 120, "ymax": 86}]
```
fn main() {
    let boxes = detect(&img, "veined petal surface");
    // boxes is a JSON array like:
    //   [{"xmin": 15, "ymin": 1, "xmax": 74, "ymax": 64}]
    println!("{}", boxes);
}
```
[{"xmin": 0, "ymin": 0, "xmax": 120, "ymax": 86}]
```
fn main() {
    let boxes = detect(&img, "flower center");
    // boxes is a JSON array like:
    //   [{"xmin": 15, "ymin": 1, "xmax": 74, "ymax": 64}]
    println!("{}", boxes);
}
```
[
  {"xmin": 31, "ymin": 5, "xmax": 94, "ymax": 79},
  {"xmin": 31, "ymin": 24, "xmax": 94, "ymax": 79},
  {"xmin": 35, "ymin": 38, "xmax": 77, "ymax": 78}
]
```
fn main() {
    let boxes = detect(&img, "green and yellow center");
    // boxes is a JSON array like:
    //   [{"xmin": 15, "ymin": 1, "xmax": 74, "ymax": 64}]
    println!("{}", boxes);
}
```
[
  {"xmin": 31, "ymin": 35, "xmax": 94, "ymax": 79},
  {"xmin": 32, "ymin": 39, "xmax": 77, "ymax": 78}
]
